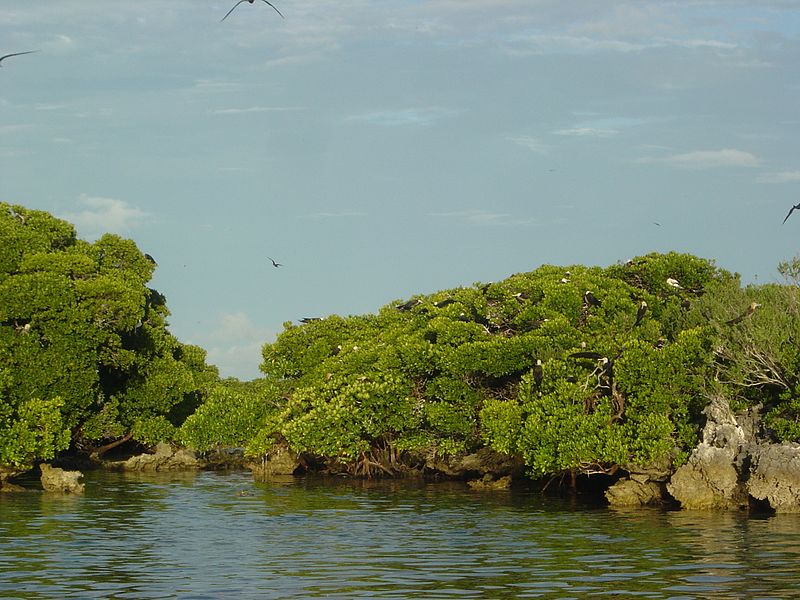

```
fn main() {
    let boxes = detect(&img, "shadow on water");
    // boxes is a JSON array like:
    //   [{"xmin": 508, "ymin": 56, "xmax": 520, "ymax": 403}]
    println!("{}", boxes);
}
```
[{"xmin": 4, "ymin": 469, "xmax": 800, "ymax": 598}]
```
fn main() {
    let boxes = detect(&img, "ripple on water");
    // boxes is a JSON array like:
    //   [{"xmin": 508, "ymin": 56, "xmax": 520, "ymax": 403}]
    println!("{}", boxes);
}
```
[{"xmin": 4, "ymin": 471, "xmax": 800, "ymax": 598}]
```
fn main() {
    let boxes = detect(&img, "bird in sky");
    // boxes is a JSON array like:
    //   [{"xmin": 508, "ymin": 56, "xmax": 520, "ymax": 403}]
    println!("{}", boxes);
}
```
[
  {"xmin": 0, "ymin": 51, "xmax": 37, "ymax": 67},
  {"xmin": 221, "ymin": 0, "xmax": 284, "ymax": 21},
  {"xmin": 267, "ymin": 257, "xmax": 282, "ymax": 267},
  {"xmin": 783, "ymin": 202, "xmax": 800, "ymax": 224}
]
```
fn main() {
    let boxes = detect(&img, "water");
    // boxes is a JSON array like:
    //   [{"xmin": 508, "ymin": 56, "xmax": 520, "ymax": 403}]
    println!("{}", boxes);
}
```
[{"xmin": 2, "ymin": 470, "xmax": 800, "ymax": 599}]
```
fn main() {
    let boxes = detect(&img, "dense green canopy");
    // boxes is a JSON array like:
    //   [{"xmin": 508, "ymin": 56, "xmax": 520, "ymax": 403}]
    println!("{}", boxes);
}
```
[{"xmin": 0, "ymin": 203, "xmax": 217, "ymax": 475}]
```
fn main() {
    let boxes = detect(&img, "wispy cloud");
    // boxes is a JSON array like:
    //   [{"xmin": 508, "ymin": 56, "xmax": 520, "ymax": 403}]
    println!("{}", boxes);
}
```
[
  {"xmin": 61, "ymin": 194, "xmax": 150, "ymax": 237},
  {"xmin": 429, "ymin": 209, "xmax": 534, "ymax": 226},
  {"xmin": 197, "ymin": 311, "xmax": 275, "ymax": 379},
  {"xmin": 212, "ymin": 106, "xmax": 306, "ymax": 115},
  {"xmin": 346, "ymin": 107, "xmax": 460, "ymax": 127},
  {"xmin": 554, "ymin": 127, "xmax": 618, "ymax": 137},
  {"xmin": 638, "ymin": 148, "xmax": 761, "ymax": 169},
  {"xmin": 758, "ymin": 170, "xmax": 800, "ymax": 183},
  {"xmin": 507, "ymin": 135, "xmax": 550, "ymax": 154},
  {"xmin": 303, "ymin": 211, "xmax": 367, "ymax": 219}
]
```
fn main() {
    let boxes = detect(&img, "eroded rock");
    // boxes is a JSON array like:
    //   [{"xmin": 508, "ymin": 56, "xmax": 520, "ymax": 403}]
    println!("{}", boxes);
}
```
[
  {"xmin": 605, "ymin": 477, "xmax": 665, "ymax": 507},
  {"xmin": 40, "ymin": 463, "xmax": 85, "ymax": 493},
  {"xmin": 250, "ymin": 445, "xmax": 301, "ymax": 481},
  {"xmin": 117, "ymin": 442, "xmax": 202, "ymax": 471},
  {"xmin": 467, "ymin": 474, "xmax": 512, "ymax": 491},
  {"xmin": 746, "ymin": 443, "xmax": 800, "ymax": 513}
]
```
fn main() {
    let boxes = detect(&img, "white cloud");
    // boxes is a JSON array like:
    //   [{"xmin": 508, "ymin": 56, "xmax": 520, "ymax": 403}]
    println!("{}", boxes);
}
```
[
  {"xmin": 303, "ymin": 211, "xmax": 367, "ymax": 218},
  {"xmin": 208, "ymin": 311, "xmax": 271, "ymax": 344},
  {"xmin": 61, "ymin": 194, "xmax": 150, "ymax": 236},
  {"xmin": 346, "ymin": 107, "xmax": 460, "ymax": 127},
  {"xmin": 212, "ymin": 106, "xmax": 306, "ymax": 115},
  {"xmin": 638, "ymin": 148, "xmax": 761, "ymax": 169},
  {"xmin": 553, "ymin": 127, "xmax": 618, "ymax": 137},
  {"xmin": 758, "ymin": 170, "xmax": 800, "ymax": 183},
  {"xmin": 197, "ymin": 312, "xmax": 275, "ymax": 380},
  {"xmin": 429, "ymin": 209, "xmax": 534, "ymax": 226},
  {"xmin": 507, "ymin": 135, "xmax": 550, "ymax": 153}
]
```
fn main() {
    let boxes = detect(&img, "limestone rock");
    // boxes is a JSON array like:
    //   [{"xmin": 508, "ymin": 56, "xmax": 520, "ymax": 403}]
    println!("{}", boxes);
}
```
[
  {"xmin": 250, "ymin": 445, "xmax": 301, "ymax": 481},
  {"xmin": 120, "ymin": 443, "xmax": 202, "ymax": 471},
  {"xmin": 605, "ymin": 477, "xmax": 665, "ymax": 507},
  {"xmin": 467, "ymin": 474, "xmax": 512, "ymax": 491},
  {"xmin": 40, "ymin": 463, "xmax": 85, "ymax": 494},
  {"xmin": 746, "ymin": 443, "xmax": 800, "ymax": 513},
  {"xmin": 426, "ymin": 448, "xmax": 525, "ymax": 478},
  {"xmin": 667, "ymin": 396, "xmax": 749, "ymax": 510}
]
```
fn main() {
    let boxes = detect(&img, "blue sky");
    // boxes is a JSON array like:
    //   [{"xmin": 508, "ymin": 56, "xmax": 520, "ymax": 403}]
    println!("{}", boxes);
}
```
[{"xmin": 2, "ymin": 1, "xmax": 800, "ymax": 379}]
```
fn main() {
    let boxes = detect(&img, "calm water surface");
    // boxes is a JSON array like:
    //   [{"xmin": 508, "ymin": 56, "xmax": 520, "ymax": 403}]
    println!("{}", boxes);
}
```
[{"xmin": 2, "ymin": 470, "xmax": 800, "ymax": 599}]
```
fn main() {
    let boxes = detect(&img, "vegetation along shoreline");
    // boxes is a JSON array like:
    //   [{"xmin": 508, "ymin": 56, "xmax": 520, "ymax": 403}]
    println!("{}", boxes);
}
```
[{"xmin": 3, "ymin": 201, "xmax": 800, "ymax": 511}]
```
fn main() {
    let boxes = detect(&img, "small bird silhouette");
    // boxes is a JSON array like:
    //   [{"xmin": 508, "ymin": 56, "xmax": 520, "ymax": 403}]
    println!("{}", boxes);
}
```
[
  {"xmin": 267, "ymin": 257, "xmax": 282, "ymax": 267},
  {"xmin": 783, "ymin": 202, "xmax": 800, "ymax": 224},
  {"xmin": 0, "ymin": 51, "xmax": 37, "ymax": 66},
  {"xmin": 221, "ymin": 0, "xmax": 284, "ymax": 21}
]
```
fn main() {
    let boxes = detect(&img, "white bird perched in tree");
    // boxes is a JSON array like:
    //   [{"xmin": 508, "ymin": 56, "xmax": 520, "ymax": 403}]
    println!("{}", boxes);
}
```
[{"xmin": 666, "ymin": 278, "xmax": 682, "ymax": 289}]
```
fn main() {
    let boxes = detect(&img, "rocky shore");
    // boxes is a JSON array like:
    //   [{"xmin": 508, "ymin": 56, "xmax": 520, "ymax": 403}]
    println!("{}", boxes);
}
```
[{"xmin": 606, "ymin": 396, "xmax": 800, "ymax": 512}]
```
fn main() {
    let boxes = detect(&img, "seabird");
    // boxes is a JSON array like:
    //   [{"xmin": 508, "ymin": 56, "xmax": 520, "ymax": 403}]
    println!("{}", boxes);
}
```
[
  {"xmin": 634, "ymin": 300, "xmax": 647, "ymax": 326},
  {"xmin": 726, "ymin": 301, "xmax": 761, "ymax": 325},
  {"xmin": 267, "ymin": 257, "xmax": 282, "ymax": 267},
  {"xmin": 395, "ymin": 298, "xmax": 422, "ymax": 311},
  {"xmin": 783, "ymin": 203, "xmax": 800, "ymax": 224},
  {"xmin": 144, "ymin": 253, "xmax": 157, "ymax": 266},
  {"xmin": 0, "ymin": 51, "xmax": 37, "ymax": 66},
  {"xmin": 299, "ymin": 317, "xmax": 320, "ymax": 324},
  {"xmin": 666, "ymin": 278, "xmax": 682, "ymax": 289},
  {"xmin": 533, "ymin": 359, "xmax": 543, "ymax": 387},
  {"xmin": 221, "ymin": 0, "xmax": 284, "ymax": 21},
  {"xmin": 584, "ymin": 290, "xmax": 602, "ymax": 308},
  {"xmin": 433, "ymin": 298, "xmax": 457, "ymax": 308}
]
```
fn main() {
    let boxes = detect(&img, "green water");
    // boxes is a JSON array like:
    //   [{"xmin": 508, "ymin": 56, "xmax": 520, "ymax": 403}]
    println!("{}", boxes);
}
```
[{"xmin": 1, "ymin": 470, "xmax": 799, "ymax": 599}]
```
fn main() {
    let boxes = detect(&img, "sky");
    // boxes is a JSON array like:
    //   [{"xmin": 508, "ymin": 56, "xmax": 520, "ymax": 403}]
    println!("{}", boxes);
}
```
[{"xmin": 2, "ymin": 1, "xmax": 800, "ymax": 380}]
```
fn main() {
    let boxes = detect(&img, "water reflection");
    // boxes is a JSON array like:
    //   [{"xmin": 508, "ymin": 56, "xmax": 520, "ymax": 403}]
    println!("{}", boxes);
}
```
[{"xmin": 2, "ymin": 470, "xmax": 800, "ymax": 598}]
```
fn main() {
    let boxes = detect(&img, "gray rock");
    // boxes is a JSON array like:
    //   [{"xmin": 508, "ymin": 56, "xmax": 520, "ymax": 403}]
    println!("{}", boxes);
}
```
[
  {"xmin": 606, "ymin": 478, "xmax": 665, "ymax": 507},
  {"xmin": 40, "ymin": 463, "xmax": 85, "ymax": 494},
  {"xmin": 250, "ymin": 445, "xmax": 301, "ymax": 481},
  {"xmin": 666, "ymin": 396, "xmax": 750, "ymax": 510},
  {"xmin": 119, "ymin": 443, "xmax": 202, "ymax": 471},
  {"xmin": 467, "ymin": 474, "xmax": 512, "ymax": 491},
  {"xmin": 746, "ymin": 443, "xmax": 800, "ymax": 513}
]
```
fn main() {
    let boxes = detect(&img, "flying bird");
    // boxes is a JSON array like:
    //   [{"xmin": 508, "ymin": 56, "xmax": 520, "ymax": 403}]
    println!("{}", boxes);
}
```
[
  {"xmin": 783, "ymin": 203, "xmax": 800, "ymax": 224},
  {"xmin": 221, "ymin": 0, "xmax": 284, "ymax": 21},
  {"xmin": 725, "ymin": 301, "xmax": 761, "ymax": 325},
  {"xmin": 267, "ymin": 257, "xmax": 282, "ymax": 267},
  {"xmin": 0, "ymin": 50, "xmax": 37, "ymax": 66}
]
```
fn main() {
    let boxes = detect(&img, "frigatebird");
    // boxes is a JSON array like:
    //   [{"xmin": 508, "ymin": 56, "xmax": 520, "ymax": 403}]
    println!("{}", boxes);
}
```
[
  {"xmin": 395, "ymin": 298, "xmax": 422, "ymax": 311},
  {"xmin": 634, "ymin": 300, "xmax": 647, "ymax": 326},
  {"xmin": 144, "ymin": 253, "xmax": 157, "ymax": 266},
  {"xmin": 299, "ymin": 317, "xmax": 320, "ymax": 324},
  {"xmin": 433, "ymin": 298, "xmax": 457, "ymax": 308},
  {"xmin": 221, "ymin": 0, "xmax": 284, "ymax": 21},
  {"xmin": 0, "ymin": 51, "xmax": 37, "ymax": 66},
  {"xmin": 584, "ymin": 290, "xmax": 602, "ymax": 308},
  {"xmin": 533, "ymin": 359, "xmax": 544, "ymax": 388},
  {"xmin": 783, "ymin": 203, "xmax": 800, "ymax": 224},
  {"xmin": 267, "ymin": 257, "xmax": 282, "ymax": 267},
  {"xmin": 725, "ymin": 301, "xmax": 761, "ymax": 325}
]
